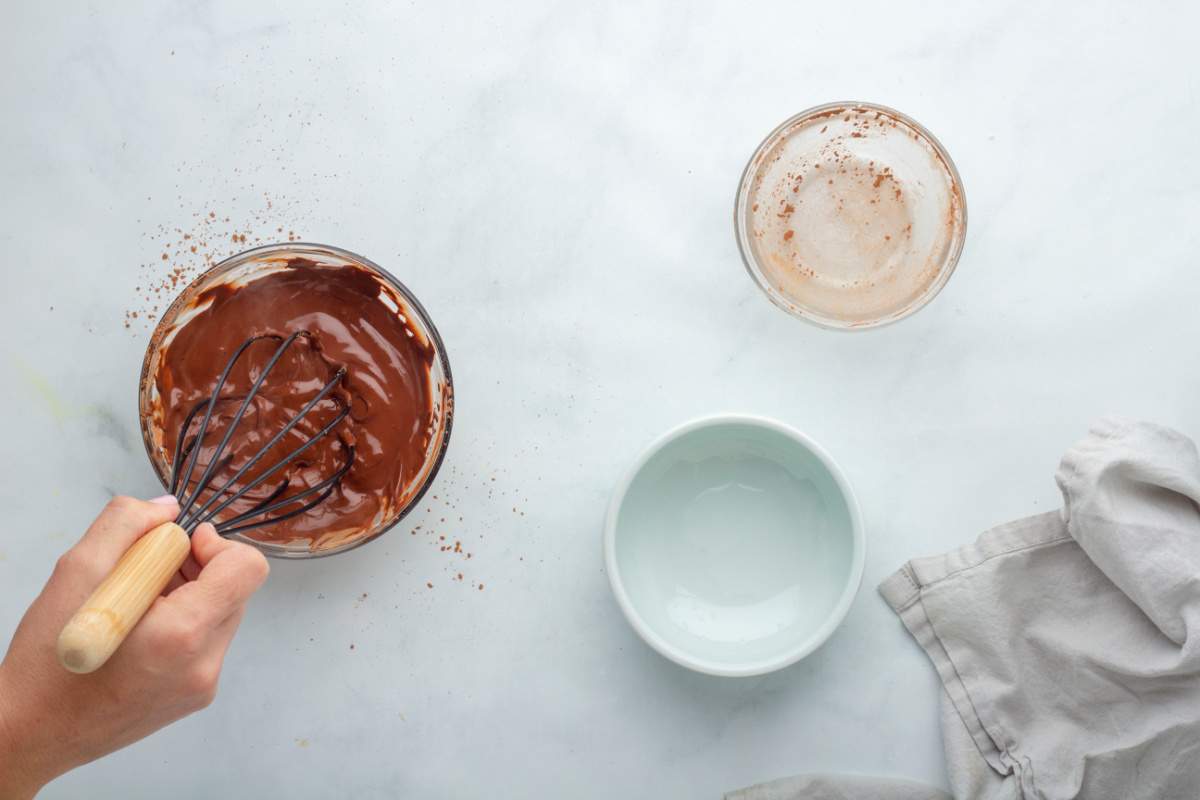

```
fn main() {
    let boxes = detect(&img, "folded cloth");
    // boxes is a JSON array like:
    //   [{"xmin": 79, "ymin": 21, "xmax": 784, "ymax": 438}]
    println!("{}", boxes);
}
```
[{"xmin": 727, "ymin": 418, "xmax": 1200, "ymax": 799}]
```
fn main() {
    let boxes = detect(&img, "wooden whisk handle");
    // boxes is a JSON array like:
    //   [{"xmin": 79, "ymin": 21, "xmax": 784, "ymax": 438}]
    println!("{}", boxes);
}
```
[{"xmin": 56, "ymin": 522, "xmax": 190, "ymax": 674}]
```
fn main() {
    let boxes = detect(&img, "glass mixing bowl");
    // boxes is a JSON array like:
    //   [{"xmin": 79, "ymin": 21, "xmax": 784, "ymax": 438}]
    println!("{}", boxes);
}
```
[
  {"xmin": 138, "ymin": 243, "xmax": 454, "ymax": 558},
  {"xmin": 735, "ymin": 101, "xmax": 967, "ymax": 329}
]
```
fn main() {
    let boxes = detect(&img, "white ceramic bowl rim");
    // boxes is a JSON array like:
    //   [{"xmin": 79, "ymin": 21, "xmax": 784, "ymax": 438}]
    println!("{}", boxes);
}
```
[{"xmin": 603, "ymin": 413, "xmax": 866, "ymax": 677}]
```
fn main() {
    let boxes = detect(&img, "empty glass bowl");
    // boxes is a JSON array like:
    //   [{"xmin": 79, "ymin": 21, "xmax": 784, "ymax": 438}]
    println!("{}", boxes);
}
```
[{"xmin": 735, "ymin": 101, "xmax": 967, "ymax": 329}]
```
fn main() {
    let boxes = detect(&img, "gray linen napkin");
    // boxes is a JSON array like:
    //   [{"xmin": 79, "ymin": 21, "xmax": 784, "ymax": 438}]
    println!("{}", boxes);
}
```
[{"xmin": 727, "ymin": 417, "xmax": 1200, "ymax": 799}]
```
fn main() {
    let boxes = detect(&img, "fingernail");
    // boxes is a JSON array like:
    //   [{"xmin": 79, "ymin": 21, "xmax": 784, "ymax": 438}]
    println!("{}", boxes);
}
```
[{"xmin": 148, "ymin": 494, "xmax": 178, "ymax": 505}]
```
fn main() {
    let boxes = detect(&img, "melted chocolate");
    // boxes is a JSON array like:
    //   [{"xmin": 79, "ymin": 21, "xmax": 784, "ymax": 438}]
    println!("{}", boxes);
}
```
[{"xmin": 151, "ymin": 259, "xmax": 438, "ymax": 550}]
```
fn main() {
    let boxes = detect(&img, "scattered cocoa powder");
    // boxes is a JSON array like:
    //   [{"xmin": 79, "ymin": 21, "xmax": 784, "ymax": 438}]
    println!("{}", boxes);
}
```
[{"xmin": 124, "ymin": 193, "xmax": 307, "ymax": 333}]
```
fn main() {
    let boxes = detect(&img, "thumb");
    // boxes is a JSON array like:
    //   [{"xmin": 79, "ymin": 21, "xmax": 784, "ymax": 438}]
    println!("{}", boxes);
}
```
[{"xmin": 164, "ymin": 524, "xmax": 269, "ymax": 628}]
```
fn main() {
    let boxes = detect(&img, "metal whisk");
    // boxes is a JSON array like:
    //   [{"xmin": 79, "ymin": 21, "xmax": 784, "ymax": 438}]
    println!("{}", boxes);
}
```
[
  {"xmin": 57, "ymin": 330, "xmax": 355, "ymax": 674},
  {"xmin": 169, "ymin": 330, "xmax": 356, "ymax": 537}
]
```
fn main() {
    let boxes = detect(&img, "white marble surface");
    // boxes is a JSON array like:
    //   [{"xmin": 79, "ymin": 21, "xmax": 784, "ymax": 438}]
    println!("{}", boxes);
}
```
[{"xmin": 2, "ymin": 1, "xmax": 1198, "ymax": 797}]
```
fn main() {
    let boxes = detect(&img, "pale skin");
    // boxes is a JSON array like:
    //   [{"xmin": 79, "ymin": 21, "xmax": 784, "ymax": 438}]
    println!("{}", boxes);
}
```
[{"xmin": 0, "ymin": 495, "xmax": 268, "ymax": 798}]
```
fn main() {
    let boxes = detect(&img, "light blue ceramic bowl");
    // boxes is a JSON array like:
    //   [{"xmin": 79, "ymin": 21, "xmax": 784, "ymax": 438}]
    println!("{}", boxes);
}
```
[{"xmin": 604, "ymin": 415, "xmax": 865, "ymax": 676}]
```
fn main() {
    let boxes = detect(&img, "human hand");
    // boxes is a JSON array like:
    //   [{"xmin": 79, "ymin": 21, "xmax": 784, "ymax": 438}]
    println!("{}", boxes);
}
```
[{"xmin": 0, "ymin": 496, "xmax": 269, "ymax": 798}]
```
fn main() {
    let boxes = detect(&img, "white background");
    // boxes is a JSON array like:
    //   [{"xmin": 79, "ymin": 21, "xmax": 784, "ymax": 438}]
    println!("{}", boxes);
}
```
[{"xmin": 2, "ymin": 1, "xmax": 1197, "ymax": 797}]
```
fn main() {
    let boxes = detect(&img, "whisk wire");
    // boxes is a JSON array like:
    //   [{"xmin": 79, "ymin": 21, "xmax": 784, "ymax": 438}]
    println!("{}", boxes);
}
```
[
  {"xmin": 176, "ymin": 332, "xmax": 305, "ymax": 522},
  {"xmin": 181, "ymin": 402, "xmax": 352, "ymax": 530},
  {"xmin": 173, "ymin": 334, "xmax": 276, "ymax": 502},
  {"xmin": 177, "ymin": 366, "xmax": 347, "ymax": 529},
  {"xmin": 165, "ymin": 331, "xmax": 354, "ymax": 538},
  {"xmin": 215, "ymin": 447, "xmax": 356, "ymax": 536},
  {"xmin": 168, "ymin": 398, "xmax": 211, "ymax": 496}
]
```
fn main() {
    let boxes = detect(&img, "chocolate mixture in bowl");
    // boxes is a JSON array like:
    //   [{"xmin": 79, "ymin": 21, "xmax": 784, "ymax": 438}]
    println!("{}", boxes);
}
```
[{"xmin": 139, "ymin": 246, "xmax": 452, "ymax": 555}]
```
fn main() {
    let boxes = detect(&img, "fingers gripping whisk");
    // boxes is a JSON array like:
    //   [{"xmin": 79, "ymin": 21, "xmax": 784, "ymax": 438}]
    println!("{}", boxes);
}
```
[{"xmin": 168, "ymin": 332, "xmax": 355, "ymax": 537}]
